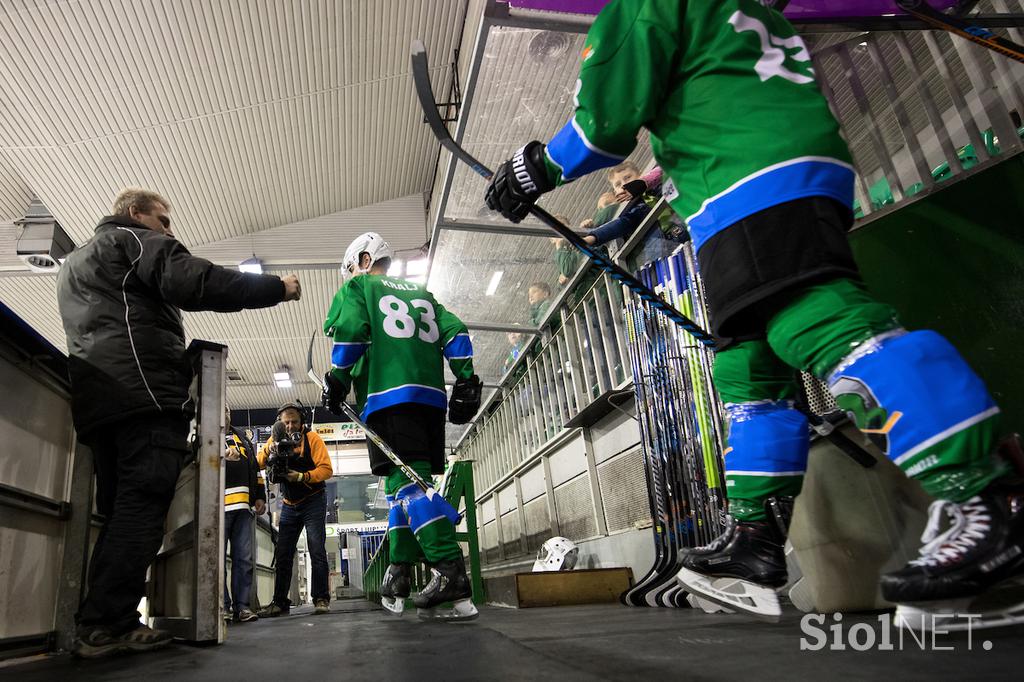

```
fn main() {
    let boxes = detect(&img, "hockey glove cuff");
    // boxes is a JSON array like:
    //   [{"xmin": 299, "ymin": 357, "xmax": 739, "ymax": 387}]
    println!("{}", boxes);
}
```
[
  {"xmin": 448, "ymin": 374, "xmax": 483, "ymax": 424},
  {"xmin": 322, "ymin": 371, "xmax": 349, "ymax": 416},
  {"xmin": 484, "ymin": 141, "xmax": 556, "ymax": 223}
]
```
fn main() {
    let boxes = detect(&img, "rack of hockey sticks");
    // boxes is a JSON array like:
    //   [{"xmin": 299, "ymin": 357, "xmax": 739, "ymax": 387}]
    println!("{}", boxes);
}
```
[{"xmin": 619, "ymin": 243, "xmax": 729, "ymax": 607}]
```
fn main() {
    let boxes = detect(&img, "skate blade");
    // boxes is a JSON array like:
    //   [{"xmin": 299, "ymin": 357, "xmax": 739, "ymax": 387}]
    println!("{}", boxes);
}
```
[
  {"xmin": 676, "ymin": 567, "xmax": 781, "ymax": 622},
  {"xmin": 896, "ymin": 582, "xmax": 1024, "ymax": 632},
  {"xmin": 416, "ymin": 598, "xmax": 479, "ymax": 622},
  {"xmin": 685, "ymin": 592, "xmax": 735, "ymax": 614},
  {"xmin": 381, "ymin": 595, "xmax": 405, "ymax": 616}
]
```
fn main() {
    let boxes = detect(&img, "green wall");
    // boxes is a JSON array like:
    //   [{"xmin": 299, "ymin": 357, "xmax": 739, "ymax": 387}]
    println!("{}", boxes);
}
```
[{"xmin": 849, "ymin": 154, "xmax": 1024, "ymax": 429}]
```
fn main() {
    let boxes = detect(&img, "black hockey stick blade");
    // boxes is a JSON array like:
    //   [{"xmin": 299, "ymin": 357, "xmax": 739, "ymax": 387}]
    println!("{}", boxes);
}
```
[
  {"xmin": 896, "ymin": 0, "xmax": 1024, "ymax": 64},
  {"xmin": 410, "ymin": 40, "xmax": 716, "ymax": 349}
]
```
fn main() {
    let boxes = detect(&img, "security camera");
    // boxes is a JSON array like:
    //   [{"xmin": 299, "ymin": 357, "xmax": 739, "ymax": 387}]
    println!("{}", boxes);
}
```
[{"xmin": 15, "ymin": 199, "xmax": 74, "ymax": 273}]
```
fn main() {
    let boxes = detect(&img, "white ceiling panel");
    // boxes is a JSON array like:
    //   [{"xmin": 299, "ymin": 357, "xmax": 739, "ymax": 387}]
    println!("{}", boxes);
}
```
[{"xmin": 0, "ymin": 0, "xmax": 468, "ymax": 247}]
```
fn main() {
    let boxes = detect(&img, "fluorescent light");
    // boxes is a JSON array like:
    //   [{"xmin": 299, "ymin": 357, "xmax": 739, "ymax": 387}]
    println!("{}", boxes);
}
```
[
  {"xmin": 275, "ymin": 379, "xmax": 293, "ymax": 389},
  {"xmin": 387, "ymin": 259, "xmax": 404, "ymax": 276},
  {"xmin": 273, "ymin": 370, "xmax": 290, "ymax": 381},
  {"xmin": 485, "ymin": 270, "xmax": 504, "ymax": 296},
  {"xmin": 406, "ymin": 258, "xmax": 428, "ymax": 276},
  {"xmin": 239, "ymin": 257, "xmax": 263, "ymax": 274}
]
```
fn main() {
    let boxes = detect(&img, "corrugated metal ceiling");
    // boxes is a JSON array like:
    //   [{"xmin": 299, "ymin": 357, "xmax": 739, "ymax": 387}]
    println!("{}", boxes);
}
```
[{"xmin": 0, "ymin": 0, "xmax": 471, "ymax": 412}]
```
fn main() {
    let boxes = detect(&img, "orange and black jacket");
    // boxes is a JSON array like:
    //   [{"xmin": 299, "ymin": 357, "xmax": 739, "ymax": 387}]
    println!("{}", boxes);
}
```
[
  {"xmin": 225, "ymin": 426, "xmax": 265, "ymax": 512},
  {"xmin": 258, "ymin": 429, "xmax": 333, "ymax": 505}
]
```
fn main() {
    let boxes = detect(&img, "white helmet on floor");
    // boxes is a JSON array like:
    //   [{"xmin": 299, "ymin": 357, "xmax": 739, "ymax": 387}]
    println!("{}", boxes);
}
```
[
  {"xmin": 532, "ymin": 536, "xmax": 579, "ymax": 572},
  {"xmin": 342, "ymin": 232, "xmax": 392, "ymax": 280}
]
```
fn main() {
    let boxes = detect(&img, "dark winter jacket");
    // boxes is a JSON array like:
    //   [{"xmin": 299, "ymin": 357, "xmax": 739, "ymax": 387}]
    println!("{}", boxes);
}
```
[
  {"xmin": 56, "ymin": 215, "xmax": 286, "ymax": 435},
  {"xmin": 225, "ymin": 426, "xmax": 265, "ymax": 512}
]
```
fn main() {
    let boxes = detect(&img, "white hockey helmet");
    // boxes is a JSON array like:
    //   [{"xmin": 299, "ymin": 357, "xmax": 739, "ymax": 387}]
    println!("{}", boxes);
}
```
[
  {"xmin": 342, "ymin": 232, "xmax": 393, "ymax": 280},
  {"xmin": 532, "ymin": 536, "xmax": 579, "ymax": 572}
]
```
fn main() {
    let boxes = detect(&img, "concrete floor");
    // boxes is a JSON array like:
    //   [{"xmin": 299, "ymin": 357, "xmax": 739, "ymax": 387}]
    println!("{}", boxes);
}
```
[{"xmin": 4, "ymin": 599, "xmax": 1022, "ymax": 681}]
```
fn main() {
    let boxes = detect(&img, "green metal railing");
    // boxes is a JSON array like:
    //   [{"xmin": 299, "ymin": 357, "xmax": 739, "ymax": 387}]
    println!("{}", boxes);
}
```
[{"xmin": 362, "ymin": 460, "xmax": 484, "ymax": 606}]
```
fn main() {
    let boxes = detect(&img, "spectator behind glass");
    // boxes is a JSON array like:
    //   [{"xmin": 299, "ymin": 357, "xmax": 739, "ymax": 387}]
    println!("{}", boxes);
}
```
[
  {"xmin": 583, "ymin": 162, "xmax": 683, "ymax": 246},
  {"xmin": 528, "ymin": 281, "xmax": 552, "ymax": 326},
  {"xmin": 503, "ymin": 331, "xmax": 527, "ymax": 374},
  {"xmin": 549, "ymin": 213, "xmax": 582, "ymax": 286}
]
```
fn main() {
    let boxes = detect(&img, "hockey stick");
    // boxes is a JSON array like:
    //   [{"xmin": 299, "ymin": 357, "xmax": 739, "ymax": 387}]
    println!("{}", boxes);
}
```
[
  {"xmin": 410, "ymin": 40, "xmax": 716, "ymax": 349},
  {"xmin": 896, "ymin": 0, "xmax": 1024, "ymax": 64},
  {"xmin": 306, "ymin": 333, "xmax": 461, "ymax": 518}
]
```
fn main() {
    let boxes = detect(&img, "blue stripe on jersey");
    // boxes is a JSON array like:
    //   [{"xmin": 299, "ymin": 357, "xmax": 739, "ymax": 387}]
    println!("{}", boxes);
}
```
[
  {"xmin": 683, "ymin": 157, "xmax": 855, "ymax": 252},
  {"xmin": 444, "ymin": 333, "xmax": 473, "ymax": 360},
  {"xmin": 724, "ymin": 401, "xmax": 809, "ymax": 476},
  {"xmin": 363, "ymin": 384, "xmax": 447, "ymax": 420},
  {"xmin": 546, "ymin": 118, "xmax": 626, "ymax": 182},
  {"xmin": 331, "ymin": 342, "xmax": 369, "ymax": 370}
]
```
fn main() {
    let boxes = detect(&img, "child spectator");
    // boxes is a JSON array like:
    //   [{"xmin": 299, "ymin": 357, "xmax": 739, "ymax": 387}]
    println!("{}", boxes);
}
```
[
  {"xmin": 583, "ymin": 162, "xmax": 684, "ymax": 246},
  {"xmin": 527, "ymin": 282, "xmax": 552, "ymax": 326}
]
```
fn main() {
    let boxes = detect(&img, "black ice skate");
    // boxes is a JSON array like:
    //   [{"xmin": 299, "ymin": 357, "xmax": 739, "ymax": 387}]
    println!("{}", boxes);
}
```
[
  {"xmin": 380, "ymin": 563, "xmax": 412, "ymax": 616},
  {"xmin": 413, "ymin": 556, "xmax": 478, "ymax": 621},
  {"xmin": 881, "ymin": 488, "xmax": 1024, "ymax": 631},
  {"xmin": 676, "ymin": 501, "xmax": 790, "ymax": 621}
]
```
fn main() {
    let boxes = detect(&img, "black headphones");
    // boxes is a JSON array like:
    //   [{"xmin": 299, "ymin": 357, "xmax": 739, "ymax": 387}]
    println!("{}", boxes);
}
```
[{"xmin": 276, "ymin": 401, "xmax": 312, "ymax": 431}]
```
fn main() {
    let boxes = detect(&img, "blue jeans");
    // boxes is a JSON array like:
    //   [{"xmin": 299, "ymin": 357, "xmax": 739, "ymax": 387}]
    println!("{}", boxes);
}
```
[
  {"xmin": 587, "ymin": 201, "xmax": 651, "ymax": 245},
  {"xmin": 224, "ymin": 509, "xmax": 254, "ymax": 614},
  {"xmin": 272, "ymin": 490, "xmax": 330, "ymax": 605}
]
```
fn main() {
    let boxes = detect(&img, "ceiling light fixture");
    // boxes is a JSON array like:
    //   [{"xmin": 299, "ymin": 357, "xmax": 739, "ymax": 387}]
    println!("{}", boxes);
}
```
[
  {"xmin": 485, "ymin": 270, "xmax": 504, "ymax": 296},
  {"xmin": 406, "ymin": 258, "xmax": 428, "ymax": 276},
  {"xmin": 239, "ymin": 256, "xmax": 263, "ymax": 274},
  {"xmin": 274, "ymin": 367, "xmax": 292, "ymax": 389}
]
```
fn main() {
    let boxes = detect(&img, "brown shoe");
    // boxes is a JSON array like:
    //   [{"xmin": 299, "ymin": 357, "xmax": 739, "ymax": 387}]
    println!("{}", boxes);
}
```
[
  {"xmin": 118, "ymin": 625, "xmax": 173, "ymax": 653},
  {"xmin": 314, "ymin": 599, "xmax": 330, "ymax": 615}
]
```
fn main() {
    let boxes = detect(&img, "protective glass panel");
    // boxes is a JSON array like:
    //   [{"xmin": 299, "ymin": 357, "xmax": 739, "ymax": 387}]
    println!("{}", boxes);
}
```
[{"xmin": 429, "ymin": 229, "xmax": 563, "ymax": 326}]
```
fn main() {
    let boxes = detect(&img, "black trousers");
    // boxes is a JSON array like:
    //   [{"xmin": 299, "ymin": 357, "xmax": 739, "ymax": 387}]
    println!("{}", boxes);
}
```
[{"xmin": 76, "ymin": 414, "xmax": 191, "ymax": 634}]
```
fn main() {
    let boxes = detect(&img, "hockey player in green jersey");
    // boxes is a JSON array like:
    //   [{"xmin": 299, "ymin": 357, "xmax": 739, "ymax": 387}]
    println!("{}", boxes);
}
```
[
  {"xmin": 485, "ymin": 0, "xmax": 1023, "ymax": 628},
  {"xmin": 321, "ymin": 232, "xmax": 482, "ymax": 620}
]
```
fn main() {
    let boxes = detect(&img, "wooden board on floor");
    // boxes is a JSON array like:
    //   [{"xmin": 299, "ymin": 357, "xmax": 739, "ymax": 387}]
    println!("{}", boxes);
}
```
[{"xmin": 515, "ymin": 568, "xmax": 633, "ymax": 608}]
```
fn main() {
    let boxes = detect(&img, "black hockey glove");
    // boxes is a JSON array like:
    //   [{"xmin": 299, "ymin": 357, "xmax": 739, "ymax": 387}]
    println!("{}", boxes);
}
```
[
  {"xmin": 322, "ymin": 372, "xmax": 349, "ymax": 416},
  {"xmin": 448, "ymin": 374, "xmax": 483, "ymax": 424},
  {"xmin": 484, "ymin": 141, "xmax": 556, "ymax": 223}
]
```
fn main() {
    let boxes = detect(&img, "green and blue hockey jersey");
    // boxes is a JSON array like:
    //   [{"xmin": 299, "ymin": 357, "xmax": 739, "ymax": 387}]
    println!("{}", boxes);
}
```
[
  {"xmin": 323, "ymin": 275, "xmax": 474, "ymax": 419},
  {"xmin": 542, "ymin": 0, "xmax": 854, "ymax": 251}
]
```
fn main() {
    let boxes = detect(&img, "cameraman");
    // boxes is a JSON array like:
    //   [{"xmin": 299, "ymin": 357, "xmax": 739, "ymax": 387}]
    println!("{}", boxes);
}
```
[{"xmin": 256, "ymin": 403, "xmax": 333, "ymax": 617}]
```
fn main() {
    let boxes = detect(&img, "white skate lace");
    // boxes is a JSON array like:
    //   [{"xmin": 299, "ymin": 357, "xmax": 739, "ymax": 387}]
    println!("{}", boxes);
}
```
[{"xmin": 909, "ymin": 496, "xmax": 992, "ymax": 567}]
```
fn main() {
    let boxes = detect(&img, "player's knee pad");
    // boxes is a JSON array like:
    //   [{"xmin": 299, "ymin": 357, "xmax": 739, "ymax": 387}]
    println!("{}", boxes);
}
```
[
  {"xmin": 387, "ymin": 494, "xmax": 410, "ymax": 532},
  {"xmin": 827, "ymin": 329, "xmax": 999, "ymax": 467},
  {"xmin": 724, "ymin": 401, "xmax": 809, "ymax": 476},
  {"xmin": 398, "ymin": 485, "xmax": 460, "ymax": 533}
]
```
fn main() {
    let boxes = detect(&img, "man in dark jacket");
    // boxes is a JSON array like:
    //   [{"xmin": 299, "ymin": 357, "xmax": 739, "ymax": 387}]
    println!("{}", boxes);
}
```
[
  {"xmin": 223, "ymin": 406, "xmax": 265, "ymax": 624},
  {"xmin": 56, "ymin": 187, "xmax": 301, "ymax": 658}
]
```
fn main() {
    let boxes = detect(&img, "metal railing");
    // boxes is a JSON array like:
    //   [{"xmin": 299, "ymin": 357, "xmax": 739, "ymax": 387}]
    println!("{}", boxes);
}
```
[
  {"xmin": 457, "ymin": 264, "xmax": 632, "ymax": 494},
  {"xmin": 811, "ymin": 19, "xmax": 1024, "ymax": 221}
]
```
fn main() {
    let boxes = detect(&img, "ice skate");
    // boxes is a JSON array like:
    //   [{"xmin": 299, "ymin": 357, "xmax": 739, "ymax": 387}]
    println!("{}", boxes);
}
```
[
  {"xmin": 413, "ymin": 556, "xmax": 478, "ymax": 622},
  {"xmin": 881, "ymin": 488, "xmax": 1024, "ymax": 631},
  {"xmin": 379, "ymin": 563, "xmax": 412, "ymax": 616},
  {"xmin": 676, "ymin": 516, "xmax": 788, "ymax": 621}
]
